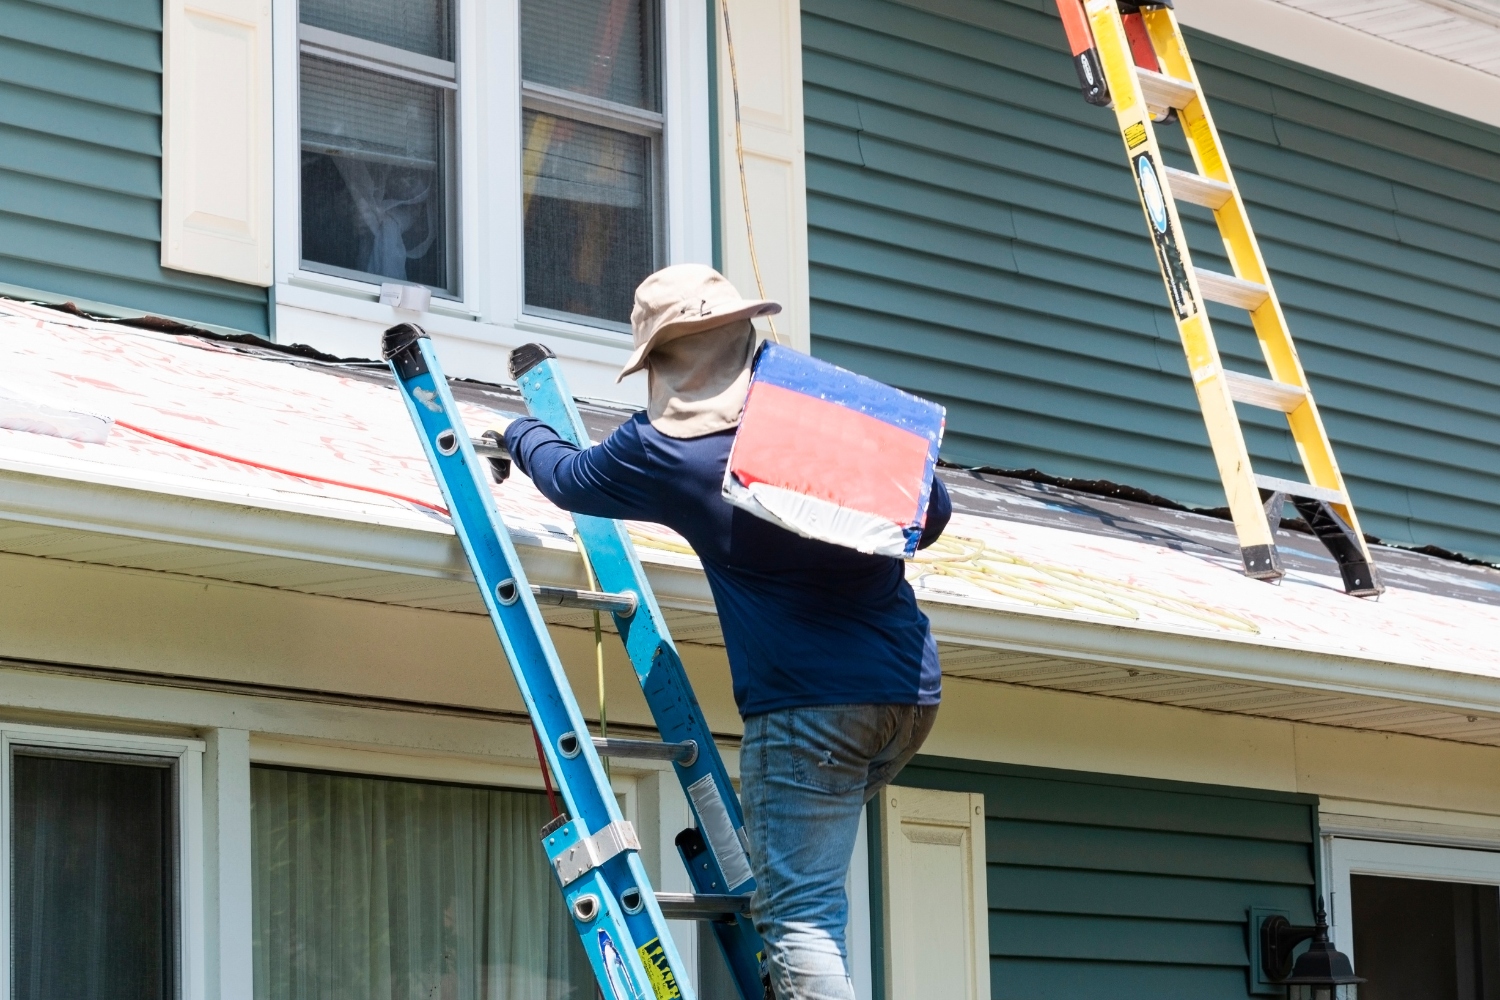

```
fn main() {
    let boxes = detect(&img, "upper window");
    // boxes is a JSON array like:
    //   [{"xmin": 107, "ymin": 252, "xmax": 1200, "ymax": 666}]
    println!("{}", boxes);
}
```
[
  {"xmin": 298, "ymin": 0, "xmax": 458, "ymax": 295},
  {"xmin": 521, "ymin": 0, "xmax": 662, "ymax": 328}
]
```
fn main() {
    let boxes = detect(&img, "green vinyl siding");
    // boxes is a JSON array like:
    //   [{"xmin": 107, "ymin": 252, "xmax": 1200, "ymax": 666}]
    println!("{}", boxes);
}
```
[
  {"xmin": 0, "ymin": 0, "xmax": 268, "ymax": 335},
  {"xmin": 889, "ymin": 757, "xmax": 1319, "ymax": 1000},
  {"xmin": 803, "ymin": 0, "xmax": 1500, "ymax": 559}
]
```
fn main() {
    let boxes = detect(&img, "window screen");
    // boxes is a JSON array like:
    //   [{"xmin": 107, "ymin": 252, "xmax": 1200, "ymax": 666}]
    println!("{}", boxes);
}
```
[
  {"xmin": 521, "ymin": 0, "xmax": 661, "ymax": 327},
  {"xmin": 250, "ymin": 766, "xmax": 593, "ymax": 1000},
  {"xmin": 299, "ymin": 0, "xmax": 456, "ymax": 293},
  {"xmin": 11, "ymin": 749, "xmax": 177, "ymax": 1000}
]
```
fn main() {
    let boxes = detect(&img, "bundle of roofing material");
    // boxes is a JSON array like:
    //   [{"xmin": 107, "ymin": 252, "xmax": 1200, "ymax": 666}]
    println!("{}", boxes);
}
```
[
  {"xmin": 723, "ymin": 343, "xmax": 945, "ymax": 557},
  {"xmin": 0, "ymin": 383, "xmax": 113, "ymax": 444}
]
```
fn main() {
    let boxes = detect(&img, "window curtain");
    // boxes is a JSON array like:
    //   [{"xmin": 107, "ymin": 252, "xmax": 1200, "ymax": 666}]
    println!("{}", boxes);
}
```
[
  {"xmin": 251, "ymin": 768, "xmax": 593, "ymax": 1000},
  {"xmin": 11, "ymin": 751, "xmax": 175, "ymax": 1000}
]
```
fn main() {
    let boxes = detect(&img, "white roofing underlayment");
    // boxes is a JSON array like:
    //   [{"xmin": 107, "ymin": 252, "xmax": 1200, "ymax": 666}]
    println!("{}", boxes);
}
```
[{"xmin": 1, "ymin": 298, "xmax": 1499, "ymax": 744}]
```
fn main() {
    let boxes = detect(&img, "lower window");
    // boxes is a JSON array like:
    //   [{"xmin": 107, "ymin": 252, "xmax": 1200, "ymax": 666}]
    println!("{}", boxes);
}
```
[
  {"xmin": 250, "ymin": 766, "xmax": 593, "ymax": 999},
  {"xmin": 11, "ymin": 748, "xmax": 178, "ymax": 1000}
]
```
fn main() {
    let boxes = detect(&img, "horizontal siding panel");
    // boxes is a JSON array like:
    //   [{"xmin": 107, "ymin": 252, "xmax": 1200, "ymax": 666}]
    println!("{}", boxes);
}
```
[
  {"xmin": 0, "ymin": 0, "xmax": 266, "ymax": 335},
  {"xmin": 0, "ymin": 80, "xmax": 159, "ymax": 155},
  {"xmin": 989, "ymin": 819, "xmax": 1314, "ymax": 884},
  {"xmin": 0, "ymin": 35, "xmax": 158, "ymax": 112},
  {"xmin": 993, "ymin": 957, "xmax": 1252, "ymax": 1000},
  {"xmin": 0, "ymin": 168, "xmax": 158, "ymax": 240},
  {"xmin": 0, "ymin": 0, "xmax": 159, "ymax": 69},
  {"xmin": 895, "ymin": 758, "xmax": 1317, "ymax": 1000},
  {"xmin": 1191, "ymin": 34, "xmax": 1500, "ymax": 160},
  {"xmin": 976, "ymin": 774, "xmax": 1314, "ymax": 841},
  {"xmin": 990, "ymin": 911, "xmax": 1246, "ymax": 965},
  {"xmin": 0, "ymin": 254, "xmax": 268, "ymax": 334},
  {"xmin": 32, "ymin": 0, "xmax": 161, "ymax": 31},
  {"xmin": 990, "ymin": 866, "xmax": 1313, "ymax": 923},
  {"xmin": 805, "ymin": 0, "xmax": 1500, "ymax": 557},
  {"xmin": 0, "ymin": 124, "xmax": 158, "ymax": 197}
]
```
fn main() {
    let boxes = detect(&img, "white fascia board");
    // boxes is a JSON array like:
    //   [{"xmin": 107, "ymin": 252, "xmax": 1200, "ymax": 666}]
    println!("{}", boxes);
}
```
[
  {"xmin": 1175, "ymin": 0, "xmax": 1500, "ymax": 131},
  {"xmin": 924, "ymin": 595, "xmax": 1500, "ymax": 719},
  {"xmin": 2, "ymin": 459, "xmax": 1498, "ymax": 711},
  {"xmin": 0, "ymin": 458, "xmax": 717, "ymax": 602}
]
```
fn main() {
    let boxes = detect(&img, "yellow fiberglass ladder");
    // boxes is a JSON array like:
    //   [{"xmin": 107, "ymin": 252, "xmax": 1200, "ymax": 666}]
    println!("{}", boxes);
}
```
[{"xmin": 1056, "ymin": 0, "xmax": 1383, "ymax": 597}]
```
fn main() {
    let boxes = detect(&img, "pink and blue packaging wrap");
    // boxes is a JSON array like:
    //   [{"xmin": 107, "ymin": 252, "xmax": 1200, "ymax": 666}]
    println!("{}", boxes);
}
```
[{"xmin": 722, "ymin": 343, "xmax": 946, "ymax": 558}]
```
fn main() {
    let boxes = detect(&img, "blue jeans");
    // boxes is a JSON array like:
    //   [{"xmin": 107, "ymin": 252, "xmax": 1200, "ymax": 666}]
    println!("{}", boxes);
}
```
[{"xmin": 740, "ymin": 703, "xmax": 938, "ymax": 1000}]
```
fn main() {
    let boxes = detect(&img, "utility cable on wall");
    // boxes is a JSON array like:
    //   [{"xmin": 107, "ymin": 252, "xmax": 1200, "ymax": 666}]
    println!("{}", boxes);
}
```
[{"xmin": 720, "ymin": 0, "xmax": 784, "ymax": 346}]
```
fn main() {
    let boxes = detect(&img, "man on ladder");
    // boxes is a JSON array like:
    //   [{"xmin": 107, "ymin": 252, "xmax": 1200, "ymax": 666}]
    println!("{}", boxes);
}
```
[{"xmin": 503, "ymin": 263, "xmax": 952, "ymax": 1000}]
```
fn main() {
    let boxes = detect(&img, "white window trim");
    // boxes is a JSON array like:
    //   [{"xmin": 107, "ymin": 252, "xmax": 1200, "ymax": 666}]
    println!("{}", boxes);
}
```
[
  {"xmin": 0, "ymin": 723, "xmax": 207, "ymax": 1000},
  {"xmin": 270, "ymin": 0, "xmax": 711, "ymax": 386},
  {"xmin": 1326, "ymin": 836, "xmax": 1500, "ymax": 962}
]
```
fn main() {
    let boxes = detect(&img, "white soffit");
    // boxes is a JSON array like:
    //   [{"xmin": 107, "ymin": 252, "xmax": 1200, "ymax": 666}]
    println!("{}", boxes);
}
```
[{"xmin": 1174, "ymin": 0, "xmax": 1500, "ymax": 131}]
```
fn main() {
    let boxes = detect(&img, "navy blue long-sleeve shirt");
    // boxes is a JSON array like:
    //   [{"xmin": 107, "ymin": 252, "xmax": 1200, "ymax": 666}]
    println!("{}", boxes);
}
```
[{"xmin": 506, "ymin": 413, "xmax": 950, "ymax": 717}]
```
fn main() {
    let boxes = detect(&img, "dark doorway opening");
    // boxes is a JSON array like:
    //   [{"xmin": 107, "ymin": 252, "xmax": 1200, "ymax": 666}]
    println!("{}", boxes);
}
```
[{"xmin": 1352, "ymin": 874, "xmax": 1500, "ymax": 1000}]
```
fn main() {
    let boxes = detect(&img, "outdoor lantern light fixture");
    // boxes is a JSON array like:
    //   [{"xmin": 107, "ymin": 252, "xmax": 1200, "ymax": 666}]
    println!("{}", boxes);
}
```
[{"xmin": 1260, "ymin": 899, "xmax": 1364, "ymax": 1000}]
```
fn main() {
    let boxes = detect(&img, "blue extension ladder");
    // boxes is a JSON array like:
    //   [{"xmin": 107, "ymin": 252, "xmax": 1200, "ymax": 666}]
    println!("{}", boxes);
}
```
[{"xmin": 382, "ymin": 326, "xmax": 768, "ymax": 1000}]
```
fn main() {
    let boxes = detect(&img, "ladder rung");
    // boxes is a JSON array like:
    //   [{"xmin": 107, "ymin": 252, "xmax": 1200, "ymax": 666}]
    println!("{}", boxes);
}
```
[
  {"xmin": 593, "ymin": 736, "xmax": 699, "ymax": 766},
  {"xmin": 1136, "ymin": 68, "xmax": 1197, "ymax": 111},
  {"xmin": 532, "ymin": 585, "xmax": 638, "ymax": 616},
  {"xmin": 655, "ymin": 892, "xmax": 752, "ymax": 921},
  {"xmin": 471, "ymin": 437, "xmax": 509, "ymax": 459},
  {"xmin": 1254, "ymin": 474, "xmax": 1344, "ymax": 506},
  {"xmin": 1164, "ymin": 166, "xmax": 1233, "ymax": 210},
  {"xmin": 1224, "ymin": 370, "xmax": 1308, "ymax": 413},
  {"xmin": 1195, "ymin": 268, "xmax": 1270, "ymax": 310}
]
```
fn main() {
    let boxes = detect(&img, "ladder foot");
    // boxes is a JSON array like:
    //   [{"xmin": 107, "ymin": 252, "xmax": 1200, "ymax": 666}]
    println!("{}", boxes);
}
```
[
  {"xmin": 1240, "ymin": 544, "xmax": 1285, "ymax": 581},
  {"xmin": 1290, "ymin": 499, "xmax": 1386, "ymax": 598}
]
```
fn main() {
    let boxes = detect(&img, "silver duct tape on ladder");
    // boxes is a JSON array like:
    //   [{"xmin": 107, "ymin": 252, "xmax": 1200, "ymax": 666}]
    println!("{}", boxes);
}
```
[{"xmin": 686, "ymin": 774, "xmax": 754, "ymax": 891}]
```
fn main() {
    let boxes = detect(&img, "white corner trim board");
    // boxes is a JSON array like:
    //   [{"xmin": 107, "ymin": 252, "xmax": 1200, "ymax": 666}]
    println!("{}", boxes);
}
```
[
  {"xmin": 716, "ymin": 0, "xmax": 812, "ymax": 353},
  {"xmin": 162, "ymin": 0, "xmax": 275, "ymax": 286},
  {"xmin": 1174, "ymin": 0, "xmax": 1500, "ymax": 132}
]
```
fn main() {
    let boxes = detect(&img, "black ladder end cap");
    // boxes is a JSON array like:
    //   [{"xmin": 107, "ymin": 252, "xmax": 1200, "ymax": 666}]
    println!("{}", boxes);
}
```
[
  {"xmin": 381, "ymin": 323, "xmax": 429, "ymax": 361},
  {"xmin": 540, "ymin": 813, "xmax": 570, "ymax": 838},
  {"xmin": 509, "ymin": 342, "xmax": 557, "ymax": 380},
  {"xmin": 675, "ymin": 826, "xmax": 708, "ymax": 855},
  {"xmin": 1240, "ymin": 544, "xmax": 1285, "ymax": 581}
]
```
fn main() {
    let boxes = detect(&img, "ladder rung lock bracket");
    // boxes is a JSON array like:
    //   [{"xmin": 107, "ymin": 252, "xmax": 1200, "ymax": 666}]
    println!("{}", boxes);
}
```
[
  {"xmin": 1254, "ymin": 474, "xmax": 1344, "ymax": 506},
  {"xmin": 593, "ymin": 736, "xmax": 699, "ymax": 766},
  {"xmin": 531, "ymin": 585, "xmax": 638, "ymax": 617},
  {"xmin": 554, "ymin": 820, "xmax": 641, "ymax": 887},
  {"xmin": 1164, "ymin": 166, "xmax": 1233, "ymax": 210},
  {"xmin": 1195, "ymin": 268, "xmax": 1270, "ymax": 310},
  {"xmin": 1135, "ymin": 68, "xmax": 1196, "ymax": 110},
  {"xmin": 655, "ymin": 893, "xmax": 753, "ymax": 921},
  {"xmin": 1224, "ymin": 370, "xmax": 1308, "ymax": 413}
]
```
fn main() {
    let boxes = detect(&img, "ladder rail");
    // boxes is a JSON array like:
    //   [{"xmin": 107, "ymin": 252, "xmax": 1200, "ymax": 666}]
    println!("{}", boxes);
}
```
[
  {"xmin": 511, "ymin": 347, "xmax": 769, "ymax": 1000},
  {"xmin": 382, "ymin": 327, "xmax": 697, "ymax": 1000},
  {"xmin": 1085, "ymin": 0, "xmax": 1280, "ymax": 577},
  {"xmin": 1141, "ymin": 9, "xmax": 1371, "ymax": 547},
  {"xmin": 1083, "ymin": 0, "xmax": 1381, "ymax": 591}
]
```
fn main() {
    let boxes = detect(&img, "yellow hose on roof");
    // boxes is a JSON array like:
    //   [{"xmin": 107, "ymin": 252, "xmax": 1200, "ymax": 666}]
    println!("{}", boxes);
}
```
[
  {"xmin": 910, "ymin": 535, "xmax": 1259, "ymax": 634},
  {"xmin": 628, "ymin": 527, "xmax": 1258, "ymax": 634}
]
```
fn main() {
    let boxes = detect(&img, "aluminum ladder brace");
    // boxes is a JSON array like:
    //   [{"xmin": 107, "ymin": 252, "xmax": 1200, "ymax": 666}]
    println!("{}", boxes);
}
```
[
  {"xmin": 1059, "ymin": 0, "xmax": 1383, "ymax": 596},
  {"xmin": 382, "ymin": 325, "xmax": 769, "ymax": 1000}
]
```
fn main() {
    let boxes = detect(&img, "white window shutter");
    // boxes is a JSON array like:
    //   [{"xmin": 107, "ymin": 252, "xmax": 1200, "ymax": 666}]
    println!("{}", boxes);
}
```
[
  {"xmin": 162, "ymin": 0, "xmax": 274, "ymax": 286},
  {"xmin": 716, "ymin": 0, "xmax": 811, "ymax": 351},
  {"xmin": 880, "ymin": 786, "xmax": 990, "ymax": 1000}
]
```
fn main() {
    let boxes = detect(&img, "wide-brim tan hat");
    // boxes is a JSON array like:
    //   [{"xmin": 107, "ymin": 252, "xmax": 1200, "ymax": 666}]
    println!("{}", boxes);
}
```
[{"xmin": 619, "ymin": 264, "xmax": 781, "ymax": 380}]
